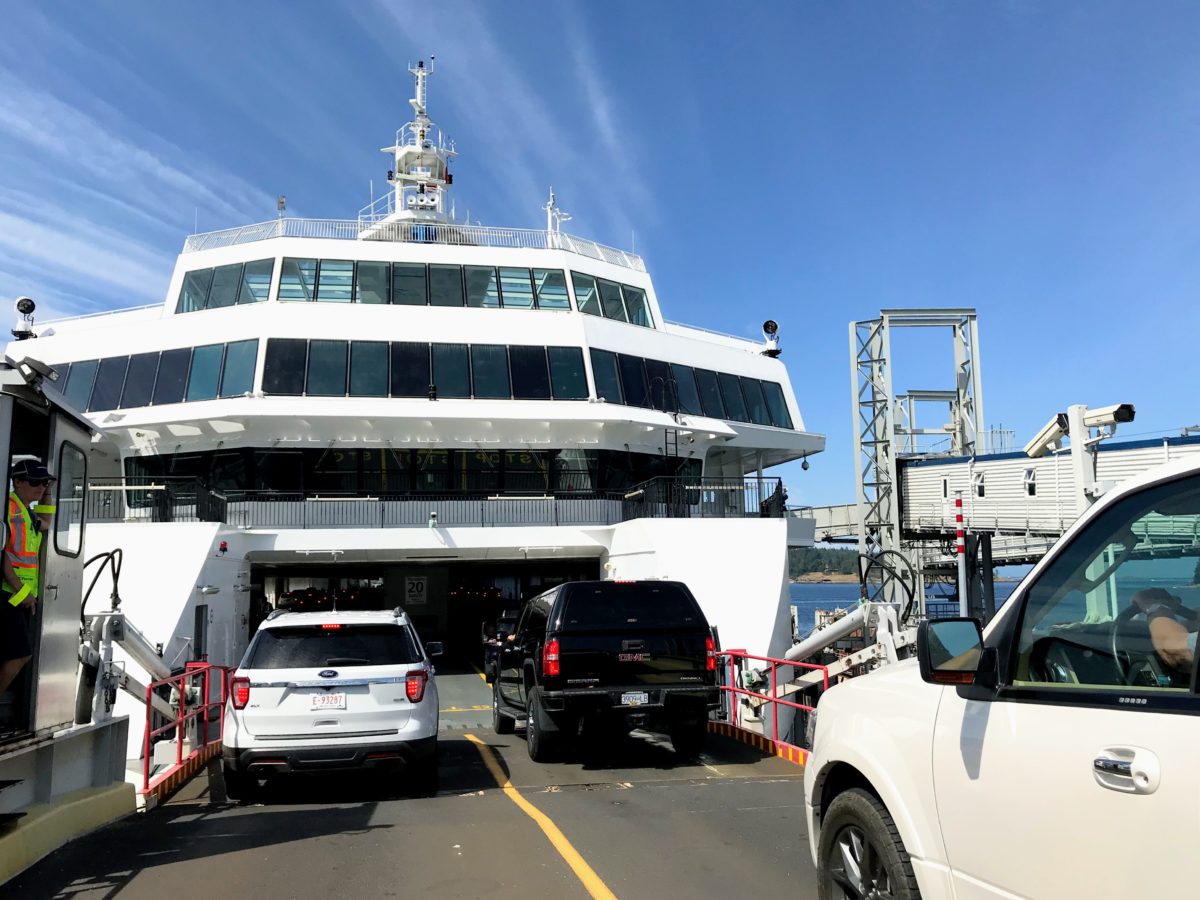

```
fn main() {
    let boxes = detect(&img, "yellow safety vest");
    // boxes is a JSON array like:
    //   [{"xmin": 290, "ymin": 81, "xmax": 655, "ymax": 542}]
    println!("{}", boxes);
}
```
[{"xmin": 5, "ymin": 492, "xmax": 42, "ymax": 607}]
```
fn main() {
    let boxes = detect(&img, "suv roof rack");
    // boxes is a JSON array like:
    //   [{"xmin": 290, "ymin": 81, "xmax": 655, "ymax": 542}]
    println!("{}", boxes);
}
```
[{"xmin": 265, "ymin": 608, "xmax": 286, "ymax": 621}]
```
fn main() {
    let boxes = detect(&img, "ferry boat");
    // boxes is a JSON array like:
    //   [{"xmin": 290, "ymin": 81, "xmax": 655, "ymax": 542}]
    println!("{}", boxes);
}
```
[{"xmin": 4, "ymin": 61, "xmax": 823, "ymax": 753}]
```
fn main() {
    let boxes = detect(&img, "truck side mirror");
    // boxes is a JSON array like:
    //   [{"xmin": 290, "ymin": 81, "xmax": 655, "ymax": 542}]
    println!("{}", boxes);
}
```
[{"xmin": 918, "ymin": 618, "xmax": 984, "ymax": 685}]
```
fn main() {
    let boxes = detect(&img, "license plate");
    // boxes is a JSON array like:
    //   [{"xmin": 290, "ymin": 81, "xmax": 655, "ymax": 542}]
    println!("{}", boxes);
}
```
[
  {"xmin": 620, "ymin": 691, "xmax": 649, "ymax": 707},
  {"xmin": 310, "ymin": 692, "xmax": 346, "ymax": 710}
]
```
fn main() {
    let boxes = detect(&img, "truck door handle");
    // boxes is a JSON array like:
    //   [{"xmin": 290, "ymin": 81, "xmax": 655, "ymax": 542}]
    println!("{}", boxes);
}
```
[
  {"xmin": 1093, "ymin": 746, "xmax": 1160, "ymax": 794},
  {"xmin": 1093, "ymin": 758, "xmax": 1131, "ymax": 777}
]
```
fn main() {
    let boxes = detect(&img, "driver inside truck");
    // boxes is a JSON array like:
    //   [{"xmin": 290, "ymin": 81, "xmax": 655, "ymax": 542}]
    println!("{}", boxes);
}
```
[
  {"xmin": 0, "ymin": 459, "xmax": 56, "ymax": 696},
  {"xmin": 1132, "ymin": 587, "xmax": 1199, "ymax": 674}
]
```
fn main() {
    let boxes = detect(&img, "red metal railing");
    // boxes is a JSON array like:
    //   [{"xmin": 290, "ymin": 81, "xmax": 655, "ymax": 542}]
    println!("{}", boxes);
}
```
[
  {"xmin": 141, "ymin": 662, "xmax": 231, "ymax": 794},
  {"xmin": 716, "ymin": 649, "xmax": 829, "ymax": 746}
]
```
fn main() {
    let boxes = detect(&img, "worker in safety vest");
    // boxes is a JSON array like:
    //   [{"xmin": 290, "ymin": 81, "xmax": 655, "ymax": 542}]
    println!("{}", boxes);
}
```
[{"xmin": 0, "ymin": 459, "xmax": 55, "ymax": 696}]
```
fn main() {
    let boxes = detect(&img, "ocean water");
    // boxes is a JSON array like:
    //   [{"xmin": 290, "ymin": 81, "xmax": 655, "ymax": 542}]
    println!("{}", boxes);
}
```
[{"xmin": 789, "ymin": 580, "xmax": 1020, "ymax": 636}]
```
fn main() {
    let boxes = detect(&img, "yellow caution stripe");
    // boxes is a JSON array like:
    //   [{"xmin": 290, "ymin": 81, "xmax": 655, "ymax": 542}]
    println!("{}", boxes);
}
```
[{"xmin": 707, "ymin": 721, "xmax": 808, "ymax": 767}]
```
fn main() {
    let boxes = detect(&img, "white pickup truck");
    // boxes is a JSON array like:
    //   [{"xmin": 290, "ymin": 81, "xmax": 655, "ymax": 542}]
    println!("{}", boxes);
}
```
[{"xmin": 804, "ymin": 457, "xmax": 1200, "ymax": 900}]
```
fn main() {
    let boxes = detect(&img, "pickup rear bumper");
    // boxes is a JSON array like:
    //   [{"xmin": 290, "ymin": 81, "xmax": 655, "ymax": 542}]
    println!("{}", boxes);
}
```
[{"xmin": 540, "ymin": 685, "xmax": 719, "ymax": 719}]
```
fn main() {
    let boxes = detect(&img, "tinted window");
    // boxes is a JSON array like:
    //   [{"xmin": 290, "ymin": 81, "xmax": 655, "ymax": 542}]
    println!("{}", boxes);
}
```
[
  {"xmin": 718, "ymin": 373, "xmax": 749, "ymax": 422},
  {"xmin": 390, "ymin": 342, "xmax": 430, "ymax": 397},
  {"xmin": 465, "ymin": 266, "xmax": 500, "ymax": 308},
  {"xmin": 548, "ymin": 347, "xmax": 588, "ymax": 399},
  {"xmin": 470, "ymin": 345, "xmax": 510, "ymax": 399},
  {"xmin": 499, "ymin": 267, "xmax": 535, "ymax": 309},
  {"xmin": 306, "ymin": 340, "xmax": 348, "ymax": 396},
  {"xmin": 245, "ymin": 624, "xmax": 422, "ymax": 669},
  {"xmin": 186, "ymin": 344, "xmax": 224, "ymax": 401},
  {"xmin": 349, "ymin": 341, "xmax": 388, "ymax": 397},
  {"xmin": 590, "ymin": 349, "xmax": 622, "ymax": 404},
  {"xmin": 572, "ymin": 272, "xmax": 601, "ymax": 316},
  {"xmin": 623, "ymin": 286, "xmax": 652, "ymax": 327},
  {"xmin": 761, "ymin": 381, "xmax": 793, "ymax": 429},
  {"xmin": 152, "ymin": 348, "xmax": 191, "ymax": 404},
  {"xmin": 414, "ymin": 449, "xmax": 450, "ymax": 491},
  {"xmin": 617, "ymin": 354, "xmax": 649, "ymax": 407},
  {"xmin": 206, "ymin": 263, "xmax": 242, "ymax": 309},
  {"xmin": 220, "ymin": 340, "xmax": 258, "ymax": 397},
  {"xmin": 429, "ymin": 264, "xmax": 463, "ymax": 307},
  {"xmin": 740, "ymin": 377, "xmax": 771, "ymax": 425},
  {"xmin": 279, "ymin": 258, "xmax": 317, "ymax": 301},
  {"xmin": 54, "ymin": 442, "xmax": 86, "ymax": 557},
  {"xmin": 671, "ymin": 364, "xmax": 703, "ymax": 416},
  {"xmin": 88, "ymin": 356, "xmax": 128, "ymax": 411},
  {"xmin": 238, "ymin": 258, "xmax": 274, "ymax": 303},
  {"xmin": 559, "ymin": 583, "xmax": 706, "ymax": 631},
  {"xmin": 534, "ymin": 269, "xmax": 570, "ymax": 309},
  {"xmin": 644, "ymin": 359, "xmax": 676, "ymax": 413},
  {"xmin": 262, "ymin": 339, "xmax": 307, "ymax": 396},
  {"xmin": 598, "ymin": 279, "xmax": 628, "ymax": 322},
  {"xmin": 393, "ymin": 263, "xmax": 427, "ymax": 305},
  {"xmin": 509, "ymin": 346, "xmax": 551, "ymax": 400},
  {"xmin": 695, "ymin": 369, "xmax": 725, "ymax": 418},
  {"xmin": 317, "ymin": 259, "xmax": 354, "ymax": 302},
  {"xmin": 121, "ymin": 352, "xmax": 160, "ymax": 408},
  {"xmin": 176, "ymin": 269, "xmax": 213, "ymax": 314},
  {"xmin": 355, "ymin": 261, "xmax": 390, "ymax": 304},
  {"xmin": 432, "ymin": 343, "xmax": 470, "ymax": 398}
]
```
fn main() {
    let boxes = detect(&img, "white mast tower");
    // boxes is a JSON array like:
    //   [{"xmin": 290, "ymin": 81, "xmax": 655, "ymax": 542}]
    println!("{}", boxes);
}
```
[{"xmin": 359, "ymin": 58, "xmax": 457, "ymax": 229}]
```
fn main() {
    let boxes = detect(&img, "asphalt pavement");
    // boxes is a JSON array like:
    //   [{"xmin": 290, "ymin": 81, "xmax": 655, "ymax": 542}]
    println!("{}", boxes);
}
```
[{"xmin": 7, "ymin": 666, "xmax": 819, "ymax": 900}]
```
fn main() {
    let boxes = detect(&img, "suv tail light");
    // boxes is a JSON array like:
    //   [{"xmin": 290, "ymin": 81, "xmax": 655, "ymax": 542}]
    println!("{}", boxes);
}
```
[
  {"xmin": 231, "ymin": 676, "xmax": 251, "ymax": 709},
  {"xmin": 705, "ymin": 636, "xmax": 716, "ymax": 672},
  {"xmin": 405, "ymin": 670, "xmax": 429, "ymax": 703},
  {"xmin": 542, "ymin": 638, "xmax": 561, "ymax": 677}
]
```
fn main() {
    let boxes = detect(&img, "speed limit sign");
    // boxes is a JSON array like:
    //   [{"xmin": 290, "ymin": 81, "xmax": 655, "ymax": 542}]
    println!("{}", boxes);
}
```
[{"xmin": 405, "ymin": 575, "xmax": 428, "ymax": 606}]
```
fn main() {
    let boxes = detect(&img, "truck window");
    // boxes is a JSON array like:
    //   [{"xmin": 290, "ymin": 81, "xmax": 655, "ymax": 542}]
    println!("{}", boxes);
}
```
[
  {"xmin": 559, "ymin": 583, "xmax": 706, "ymax": 631},
  {"xmin": 244, "ymin": 625, "xmax": 421, "ymax": 668}
]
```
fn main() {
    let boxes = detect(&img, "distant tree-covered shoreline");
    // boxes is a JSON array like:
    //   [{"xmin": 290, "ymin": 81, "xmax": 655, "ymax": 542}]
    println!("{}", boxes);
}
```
[{"xmin": 789, "ymin": 547, "xmax": 859, "ymax": 578}]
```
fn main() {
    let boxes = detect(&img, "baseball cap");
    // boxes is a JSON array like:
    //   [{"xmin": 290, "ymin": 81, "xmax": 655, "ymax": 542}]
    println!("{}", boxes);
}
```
[{"xmin": 11, "ymin": 459, "xmax": 55, "ymax": 484}]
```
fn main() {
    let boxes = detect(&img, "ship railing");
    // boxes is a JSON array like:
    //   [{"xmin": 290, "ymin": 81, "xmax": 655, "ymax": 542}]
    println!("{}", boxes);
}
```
[
  {"xmin": 182, "ymin": 218, "xmax": 647, "ymax": 272},
  {"xmin": 140, "ymin": 662, "xmax": 230, "ymax": 805},
  {"xmin": 86, "ymin": 477, "xmax": 226, "ymax": 524},
  {"xmin": 622, "ymin": 476, "xmax": 787, "ymax": 519},
  {"xmin": 715, "ymin": 648, "xmax": 828, "ymax": 754}
]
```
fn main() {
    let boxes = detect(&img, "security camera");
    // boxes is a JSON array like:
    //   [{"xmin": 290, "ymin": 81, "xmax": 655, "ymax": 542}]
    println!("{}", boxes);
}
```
[
  {"xmin": 11, "ymin": 297, "xmax": 36, "ymax": 341},
  {"xmin": 1081, "ymin": 403, "xmax": 1135, "ymax": 429},
  {"xmin": 427, "ymin": 511, "xmax": 438, "ymax": 528},
  {"xmin": 801, "ymin": 458, "xmax": 810, "ymax": 471},
  {"xmin": 1024, "ymin": 412, "xmax": 1070, "ymax": 459},
  {"xmin": 15, "ymin": 297, "xmax": 35, "ymax": 316},
  {"xmin": 762, "ymin": 320, "xmax": 778, "ymax": 337}
]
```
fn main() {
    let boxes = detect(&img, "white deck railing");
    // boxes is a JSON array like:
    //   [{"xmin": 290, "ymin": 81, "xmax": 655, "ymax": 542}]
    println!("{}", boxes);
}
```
[{"xmin": 182, "ymin": 218, "xmax": 646, "ymax": 272}]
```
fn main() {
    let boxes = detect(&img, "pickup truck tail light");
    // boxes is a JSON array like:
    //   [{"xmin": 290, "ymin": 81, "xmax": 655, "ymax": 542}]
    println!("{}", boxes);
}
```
[
  {"xmin": 231, "ymin": 676, "xmax": 251, "ymax": 710},
  {"xmin": 705, "ymin": 636, "xmax": 716, "ymax": 672},
  {"xmin": 406, "ymin": 670, "xmax": 429, "ymax": 703},
  {"xmin": 543, "ymin": 639, "xmax": 561, "ymax": 677}
]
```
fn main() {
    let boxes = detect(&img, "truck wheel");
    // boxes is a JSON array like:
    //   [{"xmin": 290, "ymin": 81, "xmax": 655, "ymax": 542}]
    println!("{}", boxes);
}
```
[
  {"xmin": 526, "ymin": 688, "xmax": 557, "ymax": 762},
  {"xmin": 493, "ymin": 683, "xmax": 515, "ymax": 735},
  {"xmin": 817, "ymin": 788, "xmax": 920, "ymax": 900},
  {"xmin": 669, "ymin": 718, "xmax": 707, "ymax": 758},
  {"xmin": 222, "ymin": 764, "xmax": 257, "ymax": 803}
]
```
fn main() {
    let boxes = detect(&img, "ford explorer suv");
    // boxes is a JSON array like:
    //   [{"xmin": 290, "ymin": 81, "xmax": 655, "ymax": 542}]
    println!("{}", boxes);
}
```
[
  {"xmin": 222, "ymin": 609, "xmax": 441, "ymax": 800},
  {"xmin": 492, "ymin": 580, "xmax": 719, "ymax": 761},
  {"xmin": 804, "ymin": 457, "xmax": 1200, "ymax": 899}
]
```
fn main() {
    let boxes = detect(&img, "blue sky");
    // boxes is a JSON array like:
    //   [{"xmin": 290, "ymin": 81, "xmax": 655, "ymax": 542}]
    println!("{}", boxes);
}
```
[{"xmin": 1, "ymin": 2, "xmax": 1197, "ymax": 506}]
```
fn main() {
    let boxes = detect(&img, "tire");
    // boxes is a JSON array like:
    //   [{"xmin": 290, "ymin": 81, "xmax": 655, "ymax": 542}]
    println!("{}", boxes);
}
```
[
  {"xmin": 493, "ymin": 682, "xmax": 515, "ymax": 735},
  {"xmin": 525, "ymin": 688, "xmax": 557, "ymax": 762},
  {"xmin": 669, "ymin": 718, "xmax": 707, "ymax": 758},
  {"xmin": 222, "ymin": 764, "xmax": 257, "ymax": 803},
  {"xmin": 407, "ymin": 742, "xmax": 439, "ymax": 797},
  {"xmin": 817, "ymin": 788, "xmax": 921, "ymax": 900}
]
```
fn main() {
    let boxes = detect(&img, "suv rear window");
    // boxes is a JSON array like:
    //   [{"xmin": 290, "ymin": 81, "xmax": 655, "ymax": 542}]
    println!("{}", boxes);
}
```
[
  {"xmin": 558, "ymin": 583, "xmax": 707, "ymax": 631},
  {"xmin": 244, "ymin": 624, "xmax": 422, "ymax": 669}
]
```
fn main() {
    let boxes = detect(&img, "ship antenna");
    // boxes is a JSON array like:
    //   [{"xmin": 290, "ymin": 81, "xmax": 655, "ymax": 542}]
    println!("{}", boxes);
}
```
[{"xmin": 543, "ymin": 187, "xmax": 572, "ymax": 234}]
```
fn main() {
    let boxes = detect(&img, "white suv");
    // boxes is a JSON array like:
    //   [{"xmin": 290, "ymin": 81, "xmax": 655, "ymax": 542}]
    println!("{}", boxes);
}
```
[
  {"xmin": 222, "ymin": 608, "xmax": 441, "ymax": 800},
  {"xmin": 805, "ymin": 457, "xmax": 1200, "ymax": 899}
]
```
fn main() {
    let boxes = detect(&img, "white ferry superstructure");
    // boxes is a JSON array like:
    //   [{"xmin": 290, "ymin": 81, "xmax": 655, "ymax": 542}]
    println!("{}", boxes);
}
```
[{"xmin": 5, "ymin": 61, "xmax": 823, "ymax": 749}]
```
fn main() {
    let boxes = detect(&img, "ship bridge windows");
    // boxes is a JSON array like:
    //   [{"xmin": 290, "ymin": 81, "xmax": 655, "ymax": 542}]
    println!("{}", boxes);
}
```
[
  {"xmin": 175, "ymin": 259, "xmax": 275, "ymax": 312},
  {"xmin": 152, "ymin": 348, "xmax": 191, "ymax": 405},
  {"xmin": 185, "ymin": 344, "xmax": 224, "ymax": 402},
  {"xmin": 305, "ymin": 340, "xmax": 349, "ymax": 396},
  {"xmin": 534, "ymin": 269, "xmax": 570, "ymax": 309},
  {"xmin": 465, "ymin": 266, "xmax": 501, "ymax": 308},
  {"xmin": 220, "ymin": 340, "xmax": 259, "ymax": 398},
  {"xmin": 393, "ymin": 263, "xmax": 427, "ymax": 305},
  {"xmin": 547, "ymin": 347, "xmax": 588, "ymax": 400},
  {"xmin": 89, "ymin": 357, "xmax": 129, "ymax": 413},
  {"xmin": 431, "ymin": 344, "xmax": 471, "ymax": 398},
  {"xmin": 499, "ymin": 267, "xmax": 535, "ymax": 309},
  {"xmin": 470, "ymin": 345, "xmax": 512, "ymax": 399},
  {"xmin": 121, "ymin": 353, "xmax": 160, "ymax": 407},
  {"xmin": 571, "ymin": 271, "xmax": 654, "ymax": 328},
  {"xmin": 350, "ymin": 341, "xmax": 389, "ymax": 396},
  {"xmin": 429, "ymin": 264, "xmax": 465, "ymax": 307},
  {"xmin": 509, "ymin": 346, "xmax": 551, "ymax": 400},
  {"xmin": 589, "ymin": 349, "xmax": 622, "ymax": 405}
]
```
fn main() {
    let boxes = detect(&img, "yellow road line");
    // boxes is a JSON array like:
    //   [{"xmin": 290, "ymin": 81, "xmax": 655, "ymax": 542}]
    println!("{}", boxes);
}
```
[
  {"xmin": 441, "ymin": 705, "xmax": 491, "ymax": 713},
  {"xmin": 472, "ymin": 663, "xmax": 488, "ymax": 683},
  {"xmin": 465, "ymin": 733, "xmax": 617, "ymax": 900}
]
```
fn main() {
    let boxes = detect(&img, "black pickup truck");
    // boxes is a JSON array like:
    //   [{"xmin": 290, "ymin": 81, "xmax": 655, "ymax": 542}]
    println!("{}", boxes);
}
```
[{"xmin": 492, "ymin": 580, "xmax": 719, "ymax": 761}]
